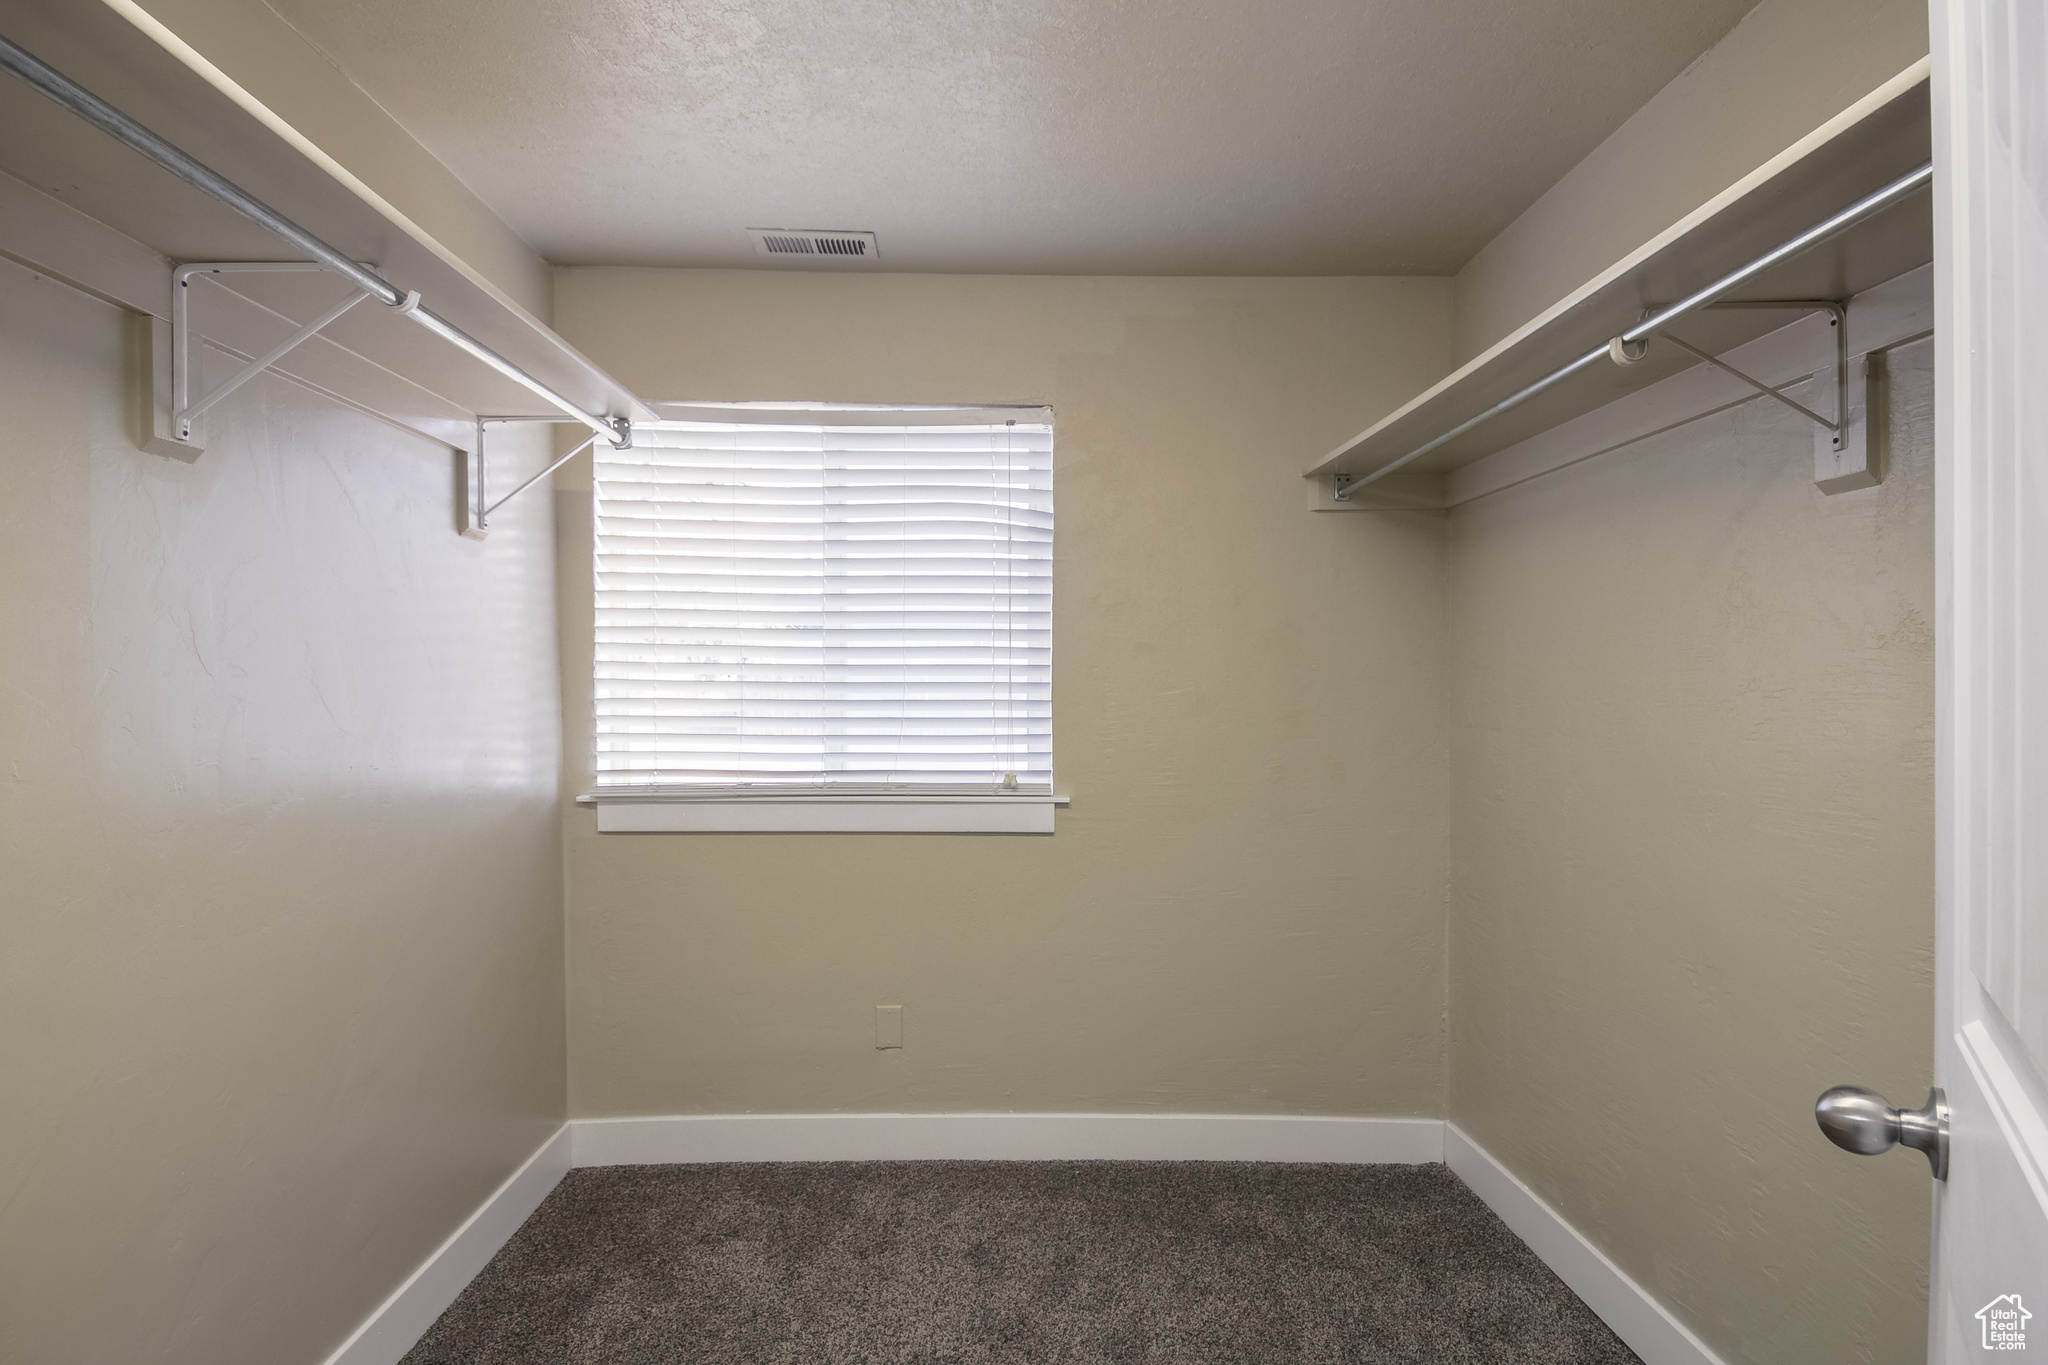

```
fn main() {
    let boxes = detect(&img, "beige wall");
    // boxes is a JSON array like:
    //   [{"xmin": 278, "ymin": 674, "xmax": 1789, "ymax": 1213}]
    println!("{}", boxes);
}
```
[
  {"xmin": 1447, "ymin": 336, "xmax": 1936, "ymax": 1365},
  {"xmin": 0, "ymin": 258, "xmax": 566, "ymax": 1364},
  {"xmin": 1452, "ymin": 0, "xmax": 1929, "ymax": 363},
  {"xmin": 551, "ymin": 268, "xmax": 1454, "ymax": 1119}
]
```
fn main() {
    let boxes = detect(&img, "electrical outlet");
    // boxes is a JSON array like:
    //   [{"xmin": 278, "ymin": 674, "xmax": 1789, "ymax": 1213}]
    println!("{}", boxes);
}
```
[{"xmin": 875, "ymin": 1005, "xmax": 903, "ymax": 1049}]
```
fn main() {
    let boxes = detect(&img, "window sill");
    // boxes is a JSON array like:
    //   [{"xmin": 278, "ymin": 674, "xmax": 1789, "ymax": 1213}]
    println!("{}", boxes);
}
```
[{"xmin": 578, "ymin": 793, "xmax": 1068, "ymax": 834}]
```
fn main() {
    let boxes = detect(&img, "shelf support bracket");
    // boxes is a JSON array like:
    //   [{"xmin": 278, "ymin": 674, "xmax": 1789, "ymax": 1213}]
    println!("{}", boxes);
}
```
[
  {"xmin": 165, "ymin": 262, "xmax": 372, "ymax": 454},
  {"xmin": 461, "ymin": 416, "xmax": 601, "ymax": 540},
  {"xmin": 1678, "ymin": 299, "xmax": 1874, "ymax": 494},
  {"xmin": 1324, "ymin": 471, "xmax": 1444, "ymax": 510},
  {"xmin": 1654, "ymin": 330, "xmax": 1837, "ymax": 431}
]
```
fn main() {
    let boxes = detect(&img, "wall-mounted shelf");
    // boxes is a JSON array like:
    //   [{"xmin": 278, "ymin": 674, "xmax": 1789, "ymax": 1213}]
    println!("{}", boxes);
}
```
[
  {"xmin": 0, "ymin": 0, "xmax": 655, "ymax": 451},
  {"xmin": 1308, "ymin": 61, "xmax": 1933, "ymax": 508}
]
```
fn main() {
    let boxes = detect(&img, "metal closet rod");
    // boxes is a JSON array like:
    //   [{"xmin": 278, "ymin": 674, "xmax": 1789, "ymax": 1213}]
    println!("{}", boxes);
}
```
[
  {"xmin": 0, "ymin": 34, "xmax": 631, "ymax": 448},
  {"xmin": 1348, "ymin": 158, "xmax": 1934, "ymax": 490}
]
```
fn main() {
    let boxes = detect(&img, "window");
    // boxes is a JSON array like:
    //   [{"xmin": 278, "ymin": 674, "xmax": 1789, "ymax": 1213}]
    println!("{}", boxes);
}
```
[{"xmin": 589, "ymin": 405, "xmax": 1054, "ymax": 832}]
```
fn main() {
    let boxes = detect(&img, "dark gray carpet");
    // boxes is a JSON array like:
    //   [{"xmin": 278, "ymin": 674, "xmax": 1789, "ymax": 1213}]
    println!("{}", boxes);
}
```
[{"xmin": 401, "ymin": 1161, "xmax": 1643, "ymax": 1365}]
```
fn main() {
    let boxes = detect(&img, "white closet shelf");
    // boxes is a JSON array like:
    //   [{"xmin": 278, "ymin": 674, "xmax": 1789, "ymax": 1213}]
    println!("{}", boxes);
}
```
[
  {"xmin": 0, "ymin": 0, "xmax": 653, "ymax": 434},
  {"xmin": 1309, "ymin": 62, "xmax": 1933, "ymax": 500}
]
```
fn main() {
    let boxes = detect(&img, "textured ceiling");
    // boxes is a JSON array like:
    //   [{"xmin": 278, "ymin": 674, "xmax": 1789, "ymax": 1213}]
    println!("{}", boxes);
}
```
[{"xmin": 263, "ymin": 0, "xmax": 1756, "ymax": 275}]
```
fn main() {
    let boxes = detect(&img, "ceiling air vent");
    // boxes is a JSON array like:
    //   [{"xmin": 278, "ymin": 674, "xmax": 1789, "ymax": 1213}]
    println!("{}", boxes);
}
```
[{"xmin": 746, "ymin": 228, "xmax": 879, "ymax": 262}]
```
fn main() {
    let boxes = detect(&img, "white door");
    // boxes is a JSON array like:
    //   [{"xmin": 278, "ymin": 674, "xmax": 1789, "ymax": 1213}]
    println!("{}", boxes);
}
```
[{"xmin": 1930, "ymin": 1, "xmax": 2048, "ymax": 1358}]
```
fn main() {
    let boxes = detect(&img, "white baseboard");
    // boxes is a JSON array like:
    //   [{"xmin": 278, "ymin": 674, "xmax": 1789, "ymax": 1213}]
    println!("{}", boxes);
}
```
[
  {"xmin": 1445, "ymin": 1124, "xmax": 1728, "ymax": 1365},
  {"xmin": 569, "ymin": 1111, "xmax": 1447, "ymax": 1167},
  {"xmin": 323, "ymin": 1114, "xmax": 1723, "ymax": 1365},
  {"xmin": 320, "ymin": 1124, "xmax": 572, "ymax": 1365}
]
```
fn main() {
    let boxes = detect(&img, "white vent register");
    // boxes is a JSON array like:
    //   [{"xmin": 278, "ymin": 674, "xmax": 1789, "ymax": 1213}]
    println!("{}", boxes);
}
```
[
  {"xmin": 587, "ymin": 406, "xmax": 1057, "ymax": 833},
  {"xmin": 747, "ymin": 228, "xmax": 879, "ymax": 261}
]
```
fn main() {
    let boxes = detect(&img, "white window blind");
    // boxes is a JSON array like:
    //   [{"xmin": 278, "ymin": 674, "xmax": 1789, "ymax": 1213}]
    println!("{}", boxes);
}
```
[{"xmin": 593, "ymin": 406, "xmax": 1052, "ymax": 794}]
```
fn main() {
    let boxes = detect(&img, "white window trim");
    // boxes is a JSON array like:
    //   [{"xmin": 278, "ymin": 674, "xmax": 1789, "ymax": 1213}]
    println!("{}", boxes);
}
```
[{"xmin": 579, "ymin": 792, "xmax": 1069, "ymax": 834}]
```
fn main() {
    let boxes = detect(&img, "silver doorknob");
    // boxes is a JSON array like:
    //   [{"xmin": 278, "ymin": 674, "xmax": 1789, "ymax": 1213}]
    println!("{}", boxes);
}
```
[{"xmin": 1815, "ymin": 1085, "xmax": 1949, "ymax": 1180}]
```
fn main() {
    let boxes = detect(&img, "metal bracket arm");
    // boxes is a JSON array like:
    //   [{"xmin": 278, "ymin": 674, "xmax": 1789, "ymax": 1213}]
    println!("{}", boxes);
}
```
[
  {"xmin": 1697, "ymin": 299, "xmax": 1849, "ymax": 448},
  {"xmin": 460, "ymin": 416, "xmax": 601, "ymax": 540},
  {"xmin": 483, "ymin": 433, "xmax": 599, "ymax": 522},
  {"xmin": 1618, "ymin": 297, "xmax": 1862, "ymax": 492},
  {"xmin": 1654, "ymin": 322, "xmax": 1839, "ymax": 433},
  {"xmin": 170, "ymin": 262, "xmax": 371, "ymax": 447},
  {"xmin": 172, "ymin": 263, "xmax": 372, "ymax": 444},
  {"xmin": 1687, "ymin": 298, "xmax": 1871, "ymax": 493}
]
